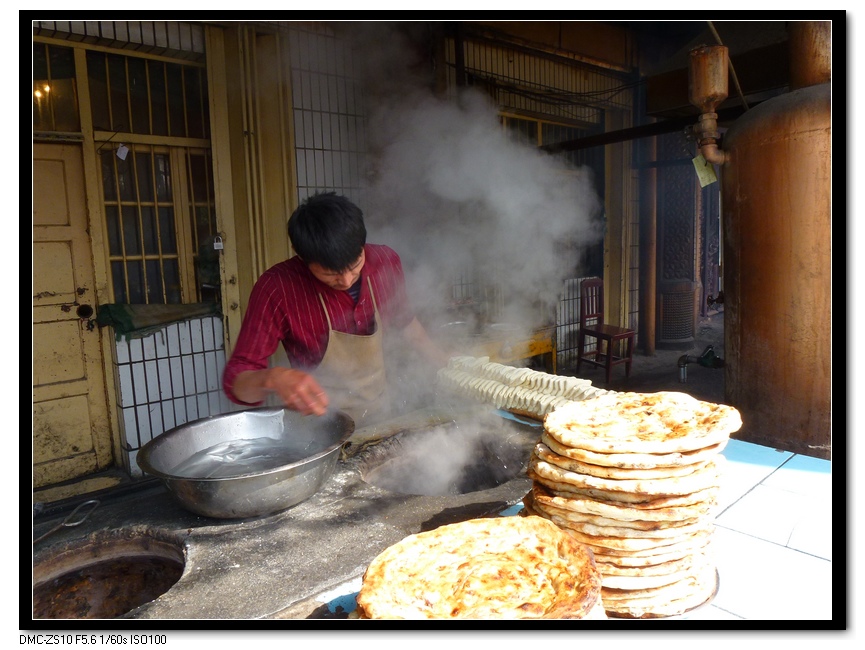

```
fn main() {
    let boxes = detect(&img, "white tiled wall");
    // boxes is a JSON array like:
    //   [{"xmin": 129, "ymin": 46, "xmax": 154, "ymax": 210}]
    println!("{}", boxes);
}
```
[{"xmin": 112, "ymin": 315, "xmax": 237, "ymax": 477}]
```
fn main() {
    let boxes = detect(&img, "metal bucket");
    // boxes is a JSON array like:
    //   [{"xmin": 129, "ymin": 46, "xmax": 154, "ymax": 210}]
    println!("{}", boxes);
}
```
[{"xmin": 137, "ymin": 407, "xmax": 354, "ymax": 519}]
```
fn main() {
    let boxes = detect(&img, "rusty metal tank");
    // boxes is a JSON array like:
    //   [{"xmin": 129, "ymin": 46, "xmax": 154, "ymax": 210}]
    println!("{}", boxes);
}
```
[{"xmin": 720, "ymin": 22, "xmax": 832, "ymax": 459}]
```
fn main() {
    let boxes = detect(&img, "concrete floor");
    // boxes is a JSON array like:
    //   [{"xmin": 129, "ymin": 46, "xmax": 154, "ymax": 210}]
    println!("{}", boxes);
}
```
[{"xmin": 565, "ymin": 309, "xmax": 726, "ymax": 405}]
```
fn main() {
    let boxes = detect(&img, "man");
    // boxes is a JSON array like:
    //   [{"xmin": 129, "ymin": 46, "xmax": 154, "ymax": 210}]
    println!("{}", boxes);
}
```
[{"xmin": 222, "ymin": 191, "xmax": 446, "ymax": 427}]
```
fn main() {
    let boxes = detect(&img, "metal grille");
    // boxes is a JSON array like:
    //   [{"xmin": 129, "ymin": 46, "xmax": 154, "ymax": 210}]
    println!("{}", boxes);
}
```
[
  {"xmin": 101, "ymin": 145, "xmax": 183, "ymax": 304},
  {"xmin": 450, "ymin": 269, "xmax": 478, "ymax": 305},
  {"xmin": 114, "ymin": 315, "xmax": 234, "ymax": 476},
  {"xmin": 451, "ymin": 35, "xmax": 632, "ymax": 126},
  {"xmin": 85, "ymin": 49, "xmax": 208, "ymax": 138},
  {"xmin": 628, "ymin": 185, "xmax": 640, "ymax": 335},
  {"xmin": 185, "ymin": 149, "xmax": 220, "ymax": 304},
  {"xmin": 34, "ymin": 21, "xmax": 205, "ymax": 62},
  {"xmin": 556, "ymin": 277, "xmax": 597, "ymax": 370},
  {"xmin": 84, "ymin": 44, "xmax": 217, "ymax": 305},
  {"xmin": 286, "ymin": 24, "xmax": 369, "ymax": 203},
  {"xmin": 100, "ymin": 144, "xmax": 218, "ymax": 305},
  {"xmin": 660, "ymin": 291, "xmax": 695, "ymax": 340},
  {"xmin": 32, "ymin": 42, "xmax": 80, "ymax": 133}
]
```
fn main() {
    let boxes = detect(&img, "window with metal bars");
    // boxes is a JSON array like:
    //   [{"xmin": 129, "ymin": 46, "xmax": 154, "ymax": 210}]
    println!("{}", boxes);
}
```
[
  {"xmin": 86, "ymin": 50, "xmax": 208, "ymax": 138},
  {"xmin": 84, "ymin": 49, "xmax": 217, "ymax": 305},
  {"xmin": 32, "ymin": 42, "xmax": 80, "ymax": 133},
  {"xmin": 99, "ymin": 145, "xmax": 218, "ymax": 305}
]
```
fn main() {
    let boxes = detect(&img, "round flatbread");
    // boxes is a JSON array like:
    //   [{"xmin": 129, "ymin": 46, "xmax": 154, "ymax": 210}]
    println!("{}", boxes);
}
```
[
  {"xmin": 539, "ymin": 431, "xmax": 727, "ymax": 470},
  {"xmin": 574, "ymin": 534, "xmax": 713, "ymax": 559},
  {"xmin": 530, "ymin": 484, "xmax": 717, "ymax": 523},
  {"xmin": 544, "ymin": 391, "xmax": 741, "ymax": 454},
  {"xmin": 545, "ymin": 513, "xmax": 713, "ymax": 540},
  {"xmin": 355, "ymin": 516, "xmax": 601, "ymax": 619},
  {"xmin": 554, "ymin": 519, "xmax": 715, "ymax": 552},
  {"xmin": 528, "ymin": 456, "xmax": 724, "ymax": 496},
  {"xmin": 596, "ymin": 553, "xmax": 697, "ymax": 577},
  {"xmin": 591, "ymin": 540, "xmax": 710, "ymax": 567},
  {"xmin": 602, "ymin": 557, "xmax": 718, "ymax": 618},
  {"xmin": 527, "ymin": 474, "xmax": 721, "ymax": 508},
  {"xmin": 531, "ymin": 498, "xmax": 709, "ymax": 532},
  {"xmin": 533, "ymin": 442, "xmax": 712, "ymax": 480},
  {"xmin": 601, "ymin": 569, "xmax": 696, "ymax": 590}
]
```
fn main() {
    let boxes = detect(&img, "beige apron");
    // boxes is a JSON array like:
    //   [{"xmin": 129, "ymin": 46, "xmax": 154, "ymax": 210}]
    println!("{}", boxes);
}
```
[{"xmin": 314, "ymin": 279, "xmax": 390, "ymax": 428}]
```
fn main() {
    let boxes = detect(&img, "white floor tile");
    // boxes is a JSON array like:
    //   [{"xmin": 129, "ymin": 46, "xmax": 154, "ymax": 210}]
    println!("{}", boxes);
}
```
[
  {"xmin": 717, "ymin": 439, "xmax": 793, "ymax": 513},
  {"xmin": 787, "ymin": 504, "xmax": 833, "ymax": 561},
  {"xmin": 762, "ymin": 454, "xmax": 832, "ymax": 498},
  {"xmin": 708, "ymin": 527, "xmax": 832, "ymax": 620},
  {"xmin": 683, "ymin": 603, "xmax": 745, "ymax": 620},
  {"xmin": 715, "ymin": 484, "xmax": 828, "ymax": 550}
]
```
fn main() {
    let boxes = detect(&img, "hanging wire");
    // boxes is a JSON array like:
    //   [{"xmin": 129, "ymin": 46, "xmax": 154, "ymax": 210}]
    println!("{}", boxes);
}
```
[
  {"xmin": 33, "ymin": 499, "xmax": 100, "ymax": 544},
  {"xmin": 707, "ymin": 21, "xmax": 750, "ymax": 111}
]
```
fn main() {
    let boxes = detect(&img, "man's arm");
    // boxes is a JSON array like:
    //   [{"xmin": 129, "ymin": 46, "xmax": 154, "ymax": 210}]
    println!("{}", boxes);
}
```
[{"xmin": 231, "ymin": 367, "xmax": 329, "ymax": 416}]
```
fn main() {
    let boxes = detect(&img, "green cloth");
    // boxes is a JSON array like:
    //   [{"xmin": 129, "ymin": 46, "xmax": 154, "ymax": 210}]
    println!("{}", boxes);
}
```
[{"xmin": 96, "ymin": 302, "xmax": 222, "ymax": 340}]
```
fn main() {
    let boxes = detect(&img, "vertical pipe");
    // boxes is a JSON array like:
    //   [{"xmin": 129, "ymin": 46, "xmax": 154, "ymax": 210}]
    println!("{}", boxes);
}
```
[
  {"xmin": 452, "ymin": 22, "xmax": 466, "ymax": 87},
  {"xmin": 635, "ymin": 70, "xmax": 656, "ymax": 355},
  {"xmin": 788, "ymin": 21, "xmax": 832, "ymax": 90},
  {"xmin": 639, "ymin": 132, "xmax": 657, "ymax": 355}
]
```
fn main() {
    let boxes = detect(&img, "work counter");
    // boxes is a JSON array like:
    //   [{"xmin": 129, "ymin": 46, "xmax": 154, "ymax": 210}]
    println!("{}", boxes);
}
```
[{"xmin": 31, "ymin": 406, "xmax": 541, "ymax": 621}]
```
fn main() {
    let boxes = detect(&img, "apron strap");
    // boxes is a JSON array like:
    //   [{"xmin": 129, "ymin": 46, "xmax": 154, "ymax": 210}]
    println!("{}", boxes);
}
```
[{"xmin": 317, "ymin": 292, "xmax": 334, "ymax": 330}]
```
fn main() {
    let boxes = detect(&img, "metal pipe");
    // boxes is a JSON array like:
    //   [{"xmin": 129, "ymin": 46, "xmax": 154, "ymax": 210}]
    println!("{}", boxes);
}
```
[
  {"xmin": 694, "ymin": 111, "xmax": 728, "ymax": 165},
  {"xmin": 678, "ymin": 345, "xmax": 724, "ymax": 383},
  {"xmin": 689, "ymin": 45, "xmax": 730, "ymax": 165},
  {"xmin": 678, "ymin": 354, "xmax": 695, "ymax": 383},
  {"xmin": 788, "ymin": 21, "xmax": 832, "ymax": 90}
]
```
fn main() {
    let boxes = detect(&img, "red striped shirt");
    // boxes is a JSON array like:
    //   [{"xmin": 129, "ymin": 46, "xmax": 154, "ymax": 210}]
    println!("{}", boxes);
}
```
[{"xmin": 223, "ymin": 244, "xmax": 414, "ymax": 405}]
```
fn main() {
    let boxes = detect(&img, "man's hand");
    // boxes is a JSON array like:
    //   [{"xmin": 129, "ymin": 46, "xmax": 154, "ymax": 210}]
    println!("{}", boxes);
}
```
[
  {"xmin": 265, "ymin": 367, "xmax": 329, "ymax": 416},
  {"xmin": 232, "ymin": 367, "xmax": 329, "ymax": 416}
]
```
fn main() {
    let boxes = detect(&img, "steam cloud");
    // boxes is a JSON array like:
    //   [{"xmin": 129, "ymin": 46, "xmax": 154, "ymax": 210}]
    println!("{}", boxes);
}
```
[
  {"xmin": 339, "ymin": 23, "xmax": 604, "ymax": 331},
  {"xmin": 366, "ymin": 90, "xmax": 603, "ymax": 329},
  {"xmin": 333, "ymin": 23, "xmax": 605, "ymax": 421}
]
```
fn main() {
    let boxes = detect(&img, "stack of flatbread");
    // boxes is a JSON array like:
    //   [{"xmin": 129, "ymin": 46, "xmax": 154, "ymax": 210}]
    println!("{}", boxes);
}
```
[
  {"xmin": 437, "ymin": 356, "xmax": 610, "ymax": 420},
  {"xmin": 355, "ymin": 515, "xmax": 604, "ymax": 619},
  {"xmin": 524, "ymin": 391, "xmax": 742, "ymax": 618}
]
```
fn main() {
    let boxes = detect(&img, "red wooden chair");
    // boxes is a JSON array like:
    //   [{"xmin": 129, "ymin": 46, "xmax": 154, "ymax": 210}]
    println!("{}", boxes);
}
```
[{"xmin": 576, "ymin": 277, "xmax": 635, "ymax": 384}]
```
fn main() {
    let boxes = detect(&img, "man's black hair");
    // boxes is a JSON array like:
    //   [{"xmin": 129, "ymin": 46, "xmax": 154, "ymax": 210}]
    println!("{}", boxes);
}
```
[{"xmin": 288, "ymin": 192, "xmax": 367, "ymax": 271}]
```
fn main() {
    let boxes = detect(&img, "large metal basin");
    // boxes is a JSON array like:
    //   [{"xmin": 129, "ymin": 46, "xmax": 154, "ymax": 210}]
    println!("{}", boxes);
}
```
[{"xmin": 137, "ymin": 408, "xmax": 354, "ymax": 519}]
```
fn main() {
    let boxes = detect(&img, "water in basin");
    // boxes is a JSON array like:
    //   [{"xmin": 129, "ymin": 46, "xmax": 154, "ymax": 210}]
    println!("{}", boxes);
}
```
[{"xmin": 167, "ymin": 436, "xmax": 315, "ymax": 478}]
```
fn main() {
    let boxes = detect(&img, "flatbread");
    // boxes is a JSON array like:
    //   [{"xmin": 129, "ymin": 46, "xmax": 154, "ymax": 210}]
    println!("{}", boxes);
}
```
[
  {"xmin": 528, "ymin": 473, "xmax": 721, "ymax": 508},
  {"xmin": 355, "ymin": 516, "xmax": 602, "ymax": 619},
  {"xmin": 530, "ymin": 483, "xmax": 717, "ymax": 522},
  {"xmin": 573, "ymin": 534, "xmax": 713, "ymax": 559},
  {"xmin": 531, "ymin": 498, "xmax": 709, "ymax": 532},
  {"xmin": 533, "ymin": 441, "xmax": 712, "ymax": 479},
  {"xmin": 591, "ymin": 540, "xmax": 710, "ymax": 567},
  {"xmin": 539, "ymin": 431, "xmax": 727, "ymax": 470},
  {"xmin": 600, "ymin": 564, "xmax": 703, "ymax": 590},
  {"xmin": 602, "ymin": 556, "xmax": 718, "ymax": 618},
  {"xmin": 546, "ymin": 513, "xmax": 713, "ymax": 539},
  {"xmin": 544, "ymin": 391, "xmax": 741, "ymax": 454},
  {"xmin": 555, "ymin": 519, "xmax": 715, "ymax": 552},
  {"xmin": 528, "ymin": 456, "xmax": 724, "ymax": 496},
  {"xmin": 595, "ymin": 554, "xmax": 696, "ymax": 577}
]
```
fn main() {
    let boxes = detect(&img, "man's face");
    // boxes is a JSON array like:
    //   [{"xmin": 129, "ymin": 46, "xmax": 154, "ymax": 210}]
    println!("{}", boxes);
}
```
[{"xmin": 307, "ymin": 250, "xmax": 365, "ymax": 291}]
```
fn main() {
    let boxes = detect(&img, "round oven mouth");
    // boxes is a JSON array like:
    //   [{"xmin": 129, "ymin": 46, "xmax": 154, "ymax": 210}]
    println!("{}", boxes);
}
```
[
  {"xmin": 355, "ymin": 422, "xmax": 527, "ymax": 497},
  {"xmin": 33, "ymin": 527, "xmax": 186, "ymax": 619}
]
